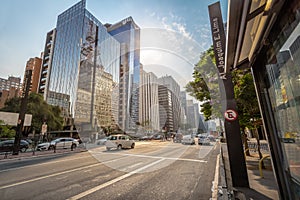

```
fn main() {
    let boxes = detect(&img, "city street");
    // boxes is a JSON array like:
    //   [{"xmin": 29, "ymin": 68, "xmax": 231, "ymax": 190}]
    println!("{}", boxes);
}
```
[{"xmin": 0, "ymin": 140, "xmax": 219, "ymax": 200}]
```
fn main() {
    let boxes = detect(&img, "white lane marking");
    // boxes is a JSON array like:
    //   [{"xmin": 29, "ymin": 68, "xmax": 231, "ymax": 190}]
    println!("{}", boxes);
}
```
[
  {"xmin": 0, "ymin": 156, "xmax": 126, "ymax": 190},
  {"xmin": 0, "ymin": 155, "xmax": 91, "ymax": 173},
  {"xmin": 67, "ymin": 158, "xmax": 165, "ymax": 200},
  {"xmin": 211, "ymin": 154, "xmax": 220, "ymax": 199},
  {"xmin": 0, "ymin": 163, "xmax": 101, "ymax": 190},
  {"xmin": 95, "ymin": 152, "xmax": 207, "ymax": 163},
  {"xmin": 119, "ymin": 162, "xmax": 144, "ymax": 171}
]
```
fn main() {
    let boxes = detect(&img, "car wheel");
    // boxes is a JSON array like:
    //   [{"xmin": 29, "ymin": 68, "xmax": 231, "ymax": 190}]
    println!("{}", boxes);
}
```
[
  {"xmin": 48, "ymin": 146, "xmax": 54, "ymax": 150},
  {"xmin": 71, "ymin": 144, "xmax": 76, "ymax": 149},
  {"xmin": 131, "ymin": 143, "xmax": 135, "ymax": 149},
  {"xmin": 20, "ymin": 147, "xmax": 27, "ymax": 152},
  {"xmin": 117, "ymin": 144, "xmax": 122, "ymax": 150},
  {"xmin": 106, "ymin": 147, "xmax": 111, "ymax": 151}
]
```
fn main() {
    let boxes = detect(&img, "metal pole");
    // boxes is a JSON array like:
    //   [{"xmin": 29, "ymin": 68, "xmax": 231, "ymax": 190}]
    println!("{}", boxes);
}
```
[
  {"xmin": 13, "ymin": 70, "xmax": 32, "ymax": 155},
  {"xmin": 208, "ymin": 2, "xmax": 249, "ymax": 187}
]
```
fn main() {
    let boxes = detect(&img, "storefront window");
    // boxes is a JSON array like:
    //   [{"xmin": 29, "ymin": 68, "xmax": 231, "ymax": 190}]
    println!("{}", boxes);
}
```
[{"xmin": 265, "ymin": 11, "xmax": 300, "ymax": 182}]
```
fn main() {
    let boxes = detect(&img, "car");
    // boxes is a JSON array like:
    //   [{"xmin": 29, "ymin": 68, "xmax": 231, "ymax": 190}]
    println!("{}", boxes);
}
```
[
  {"xmin": 207, "ymin": 135, "xmax": 216, "ymax": 142},
  {"xmin": 0, "ymin": 139, "xmax": 29, "ymax": 153},
  {"xmin": 198, "ymin": 136, "xmax": 210, "ymax": 145},
  {"xmin": 173, "ymin": 133, "xmax": 183, "ymax": 143},
  {"xmin": 48, "ymin": 137, "xmax": 79, "ymax": 150},
  {"xmin": 36, "ymin": 141, "xmax": 51, "ymax": 151},
  {"xmin": 181, "ymin": 135, "xmax": 195, "ymax": 145},
  {"xmin": 96, "ymin": 137, "xmax": 109, "ymax": 145},
  {"xmin": 281, "ymin": 138, "xmax": 295, "ymax": 143},
  {"xmin": 105, "ymin": 134, "xmax": 135, "ymax": 150}
]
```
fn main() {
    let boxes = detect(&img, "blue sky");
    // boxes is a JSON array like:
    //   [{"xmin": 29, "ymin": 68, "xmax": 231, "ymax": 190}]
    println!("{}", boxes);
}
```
[{"xmin": 0, "ymin": 0, "xmax": 228, "ymax": 81}]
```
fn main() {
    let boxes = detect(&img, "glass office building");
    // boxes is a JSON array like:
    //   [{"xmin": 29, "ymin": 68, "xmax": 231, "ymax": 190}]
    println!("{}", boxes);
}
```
[
  {"xmin": 107, "ymin": 17, "xmax": 141, "ymax": 131},
  {"xmin": 45, "ymin": 0, "xmax": 120, "ymax": 131}
]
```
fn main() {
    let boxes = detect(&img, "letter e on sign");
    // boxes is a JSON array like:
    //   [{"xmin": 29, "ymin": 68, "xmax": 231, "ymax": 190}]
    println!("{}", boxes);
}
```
[{"xmin": 224, "ymin": 109, "xmax": 238, "ymax": 121}]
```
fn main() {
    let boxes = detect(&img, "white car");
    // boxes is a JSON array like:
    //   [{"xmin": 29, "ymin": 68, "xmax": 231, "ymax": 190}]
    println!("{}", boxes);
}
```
[
  {"xmin": 105, "ymin": 134, "xmax": 135, "ymax": 150},
  {"xmin": 36, "ymin": 142, "xmax": 51, "ymax": 151},
  {"xmin": 48, "ymin": 138, "xmax": 79, "ymax": 150},
  {"xmin": 181, "ymin": 135, "xmax": 195, "ymax": 145},
  {"xmin": 198, "ymin": 136, "xmax": 210, "ymax": 145}
]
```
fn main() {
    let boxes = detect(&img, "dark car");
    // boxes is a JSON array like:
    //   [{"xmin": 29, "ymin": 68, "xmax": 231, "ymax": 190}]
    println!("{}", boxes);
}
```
[{"xmin": 0, "ymin": 139, "xmax": 29, "ymax": 153}]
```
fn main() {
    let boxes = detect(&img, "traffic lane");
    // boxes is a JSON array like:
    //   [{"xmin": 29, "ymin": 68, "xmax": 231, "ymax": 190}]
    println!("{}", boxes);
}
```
[
  {"xmin": 74, "ymin": 143, "xmax": 220, "ymax": 200},
  {"xmin": 0, "ymin": 148, "xmax": 87, "ymax": 170},
  {"xmin": 0, "ymin": 152, "xmax": 99, "ymax": 186},
  {"xmin": 0, "ymin": 145, "xmax": 195, "ymax": 200},
  {"xmin": 0, "ymin": 143, "xmax": 190, "ymax": 199},
  {"xmin": 0, "ymin": 141, "xmax": 219, "ymax": 200},
  {"xmin": 0, "ymin": 157, "xmax": 128, "ymax": 200}
]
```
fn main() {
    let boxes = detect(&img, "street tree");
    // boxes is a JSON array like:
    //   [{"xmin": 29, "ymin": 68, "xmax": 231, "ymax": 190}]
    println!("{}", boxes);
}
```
[
  {"xmin": 186, "ymin": 47, "xmax": 262, "ymax": 157},
  {"xmin": 185, "ymin": 46, "xmax": 222, "ymax": 121},
  {"xmin": 0, "ymin": 93, "xmax": 64, "ymax": 136},
  {"xmin": 0, "ymin": 120, "xmax": 16, "ymax": 138}
]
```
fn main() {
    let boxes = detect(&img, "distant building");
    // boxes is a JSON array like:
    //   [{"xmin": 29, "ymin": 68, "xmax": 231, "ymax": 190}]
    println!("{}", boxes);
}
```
[
  {"xmin": 186, "ymin": 100, "xmax": 196, "ymax": 130},
  {"xmin": 157, "ymin": 75, "xmax": 181, "ymax": 132},
  {"xmin": 23, "ymin": 57, "xmax": 42, "ymax": 94},
  {"xmin": 139, "ymin": 66, "xmax": 160, "ymax": 132},
  {"xmin": 0, "ymin": 76, "xmax": 22, "ymax": 109},
  {"xmin": 107, "ymin": 16, "xmax": 141, "ymax": 131}
]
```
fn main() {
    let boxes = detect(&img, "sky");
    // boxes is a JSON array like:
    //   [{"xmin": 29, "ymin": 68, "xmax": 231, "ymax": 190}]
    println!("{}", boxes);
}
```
[{"xmin": 0, "ymin": 0, "xmax": 228, "ymax": 89}]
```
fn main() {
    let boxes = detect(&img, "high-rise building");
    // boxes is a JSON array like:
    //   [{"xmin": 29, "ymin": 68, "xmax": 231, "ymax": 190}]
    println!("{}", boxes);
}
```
[
  {"xmin": 106, "ymin": 17, "xmax": 141, "ymax": 131},
  {"xmin": 39, "ymin": 0, "xmax": 121, "ymax": 134},
  {"xmin": 186, "ymin": 100, "xmax": 196, "ymax": 130},
  {"xmin": 157, "ymin": 75, "xmax": 181, "ymax": 132},
  {"xmin": 0, "ymin": 76, "xmax": 22, "ymax": 109},
  {"xmin": 139, "ymin": 66, "xmax": 160, "ymax": 132},
  {"xmin": 23, "ymin": 57, "xmax": 42, "ymax": 94},
  {"xmin": 179, "ymin": 91, "xmax": 188, "ymax": 128},
  {"xmin": 39, "ymin": 29, "xmax": 56, "ymax": 99}
]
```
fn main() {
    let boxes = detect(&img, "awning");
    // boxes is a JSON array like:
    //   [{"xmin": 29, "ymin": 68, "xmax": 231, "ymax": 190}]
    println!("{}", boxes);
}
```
[{"xmin": 225, "ymin": 0, "xmax": 285, "ymax": 72}]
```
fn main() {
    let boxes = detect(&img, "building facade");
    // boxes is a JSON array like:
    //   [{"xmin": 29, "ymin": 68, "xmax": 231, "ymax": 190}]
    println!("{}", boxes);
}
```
[
  {"xmin": 157, "ymin": 75, "xmax": 181, "ymax": 132},
  {"xmin": 23, "ymin": 57, "xmax": 42, "ymax": 94},
  {"xmin": 39, "ymin": 0, "xmax": 121, "ymax": 134},
  {"xmin": 39, "ymin": 29, "xmax": 56, "ymax": 100},
  {"xmin": 226, "ymin": 0, "xmax": 300, "ymax": 198},
  {"xmin": 106, "ymin": 17, "xmax": 141, "ymax": 131},
  {"xmin": 139, "ymin": 67, "xmax": 160, "ymax": 132},
  {"xmin": 0, "ymin": 76, "xmax": 21, "ymax": 109}
]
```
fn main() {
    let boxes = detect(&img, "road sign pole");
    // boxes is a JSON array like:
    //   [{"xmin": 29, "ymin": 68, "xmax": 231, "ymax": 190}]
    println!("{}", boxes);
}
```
[{"xmin": 208, "ymin": 2, "xmax": 249, "ymax": 187}]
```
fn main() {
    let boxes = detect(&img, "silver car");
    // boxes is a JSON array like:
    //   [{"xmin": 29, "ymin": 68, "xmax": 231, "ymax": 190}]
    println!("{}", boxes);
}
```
[
  {"xmin": 181, "ymin": 135, "xmax": 196, "ymax": 145},
  {"xmin": 48, "ymin": 138, "xmax": 79, "ymax": 150},
  {"xmin": 105, "ymin": 134, "xmax": 135, "ymax": 150}
]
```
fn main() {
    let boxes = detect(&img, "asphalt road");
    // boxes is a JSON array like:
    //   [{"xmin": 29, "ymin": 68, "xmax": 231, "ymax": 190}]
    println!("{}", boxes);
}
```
[{"xmin": 0, "ymin": 140, "xmax": 220, "ymax": 200}]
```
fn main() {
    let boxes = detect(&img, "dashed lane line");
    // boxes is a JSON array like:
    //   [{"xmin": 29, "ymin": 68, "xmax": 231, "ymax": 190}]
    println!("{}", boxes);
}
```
[{"xmin": 67, "ymin": 158, "xmax": 165, "ymax": 200}]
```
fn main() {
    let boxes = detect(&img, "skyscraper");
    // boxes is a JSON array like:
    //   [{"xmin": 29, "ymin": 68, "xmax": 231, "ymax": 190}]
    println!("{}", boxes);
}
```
[
  {"xmin": 139, "ymin": 66, "xmax": 160, "ymax": 132},
  {"xmin": 106, "ymin": 17, "xmax": 141, "ymax": 131},
  {"xmin": 40, "ymin": 0, "xmax": 120, "ymax": 133},
  {"xmin": 157, "ymin": 75, "xmax": 181, "ymax": 132}
]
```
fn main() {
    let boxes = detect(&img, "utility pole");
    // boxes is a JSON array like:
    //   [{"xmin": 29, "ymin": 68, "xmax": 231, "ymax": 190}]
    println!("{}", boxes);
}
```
[{"xmin": 13, "ymin": 70, "xmax": 32, "ymax": 155}]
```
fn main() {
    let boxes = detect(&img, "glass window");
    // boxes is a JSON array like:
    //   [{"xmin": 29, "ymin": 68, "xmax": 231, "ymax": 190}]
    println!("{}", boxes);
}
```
[{"xmin": 265, "ymin": 11, "xmax": 300, "ymax": 182}]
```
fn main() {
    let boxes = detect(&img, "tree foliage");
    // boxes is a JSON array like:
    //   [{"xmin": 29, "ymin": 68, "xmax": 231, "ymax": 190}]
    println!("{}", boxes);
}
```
[
  {"xmin": 0, "ymin": 93, "xmax": 64, "ymax": 134},
  {"xmin": 185, "ymin": 46, "xmax": 221, "ymax": 120},
  {"xmin": 186, "ymin": 46, "xmax": 261, "ymax": 130},
  {"xmin": 0, "ymin": 120, "xmax": 16, "ymax": 138}
]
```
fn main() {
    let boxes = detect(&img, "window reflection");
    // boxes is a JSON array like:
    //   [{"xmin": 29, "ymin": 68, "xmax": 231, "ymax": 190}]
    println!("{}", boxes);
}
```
[{"xmin": 266, "ymin": 21, "xmax": 300, "ymax": 181}]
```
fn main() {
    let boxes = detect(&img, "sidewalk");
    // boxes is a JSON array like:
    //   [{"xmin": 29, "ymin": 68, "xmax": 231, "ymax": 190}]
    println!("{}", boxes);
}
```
[{"xmin": 219, "ymin": 143, "xmax": 279, "ymax": 199}]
